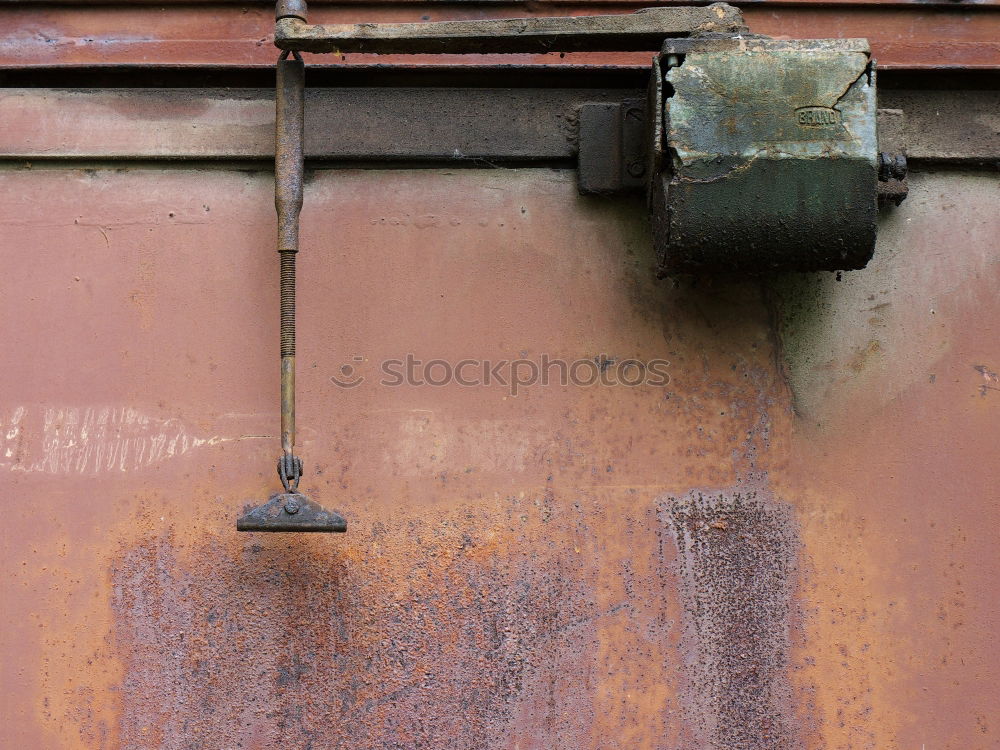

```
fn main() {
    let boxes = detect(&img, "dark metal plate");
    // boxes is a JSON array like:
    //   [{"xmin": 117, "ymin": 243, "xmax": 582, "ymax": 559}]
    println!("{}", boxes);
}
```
[{"xmin": 236, "ymin": 492, "xmax": 347, "ymax": 533}]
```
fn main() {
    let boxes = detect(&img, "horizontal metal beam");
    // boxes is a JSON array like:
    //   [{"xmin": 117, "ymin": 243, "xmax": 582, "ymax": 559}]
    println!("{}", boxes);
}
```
[
  {"xmin": 0, "ymin": 88, "xmax": 618, "ymax": 162},
  {"xmin": 0, "ymin": 4, "xmax": 997, "ymax": 70},
  {"xmin": 0, "ymin": 87, "xmax": 995, "ymax": 164},
  {"xmin": 274, "ymin": 6, "xmax": 746, "ymax": 54},
  {"xmin": 877, "ymin": 89, "xmax": 1000, "ymax": 164}
]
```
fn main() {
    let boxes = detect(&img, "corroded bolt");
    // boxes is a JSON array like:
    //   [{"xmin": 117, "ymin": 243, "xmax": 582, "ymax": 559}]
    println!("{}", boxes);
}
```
[
  {"xmin": 284, "ymin": 497, "xmax": 301, "ymax": 514},
  {"xmin": 878, "ymin": 152, "xmax": 907, "ymax": 181}
]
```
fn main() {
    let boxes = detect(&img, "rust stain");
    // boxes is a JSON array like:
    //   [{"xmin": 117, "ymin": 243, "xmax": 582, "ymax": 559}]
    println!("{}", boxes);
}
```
[
  {"xmin": 662, "ymin": 489, "xmax": 800, "ymax": 750},
  {"xmin": 108, "ymin": 501, "xmax": 604, "ymax": 749},
  {"xmin": 849, "ymin": 339, "xmax": 882, "ymax": 373}
]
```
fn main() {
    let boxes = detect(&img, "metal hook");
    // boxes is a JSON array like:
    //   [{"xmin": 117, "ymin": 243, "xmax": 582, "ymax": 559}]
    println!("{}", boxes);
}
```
[{"xmin": 277, "ymin": 453, "xmax": 303, "ymax": 492}]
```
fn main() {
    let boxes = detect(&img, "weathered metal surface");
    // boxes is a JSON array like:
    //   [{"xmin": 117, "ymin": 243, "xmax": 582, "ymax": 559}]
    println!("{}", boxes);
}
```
[
  {"xmin": 1, "ymin": 167, "xmax": 997, "ymax": 748},
  {"xmin": 8, "ymin": 0, "xmax": 1000, "ymax": 6},
  {"xmin": 652, "ymin": 38, "xmax": 879, "ymax": 274},
  {"xmin": 664, "ymin": 490, "xmax": 799, "ymax": 748},
  {"xmin": 274, "ymin": 5, "xmax": 746, "ymax": 54},
  {"xmin": 0, "ymin": 3, "xmax": 997, "ymax": 69},
  {"xmin": 275, "ymin": 54, "xmax": 303, "ymax": 458},
  {"xmin": 0, "ymin": 87, "xmax": 622, "ymax": 162},
  {"xmin": 879, "ymin": 88, "xmax": 1000, "ymax": 166},
  {"xmin": 0, "ymin": 86, "xmax": 997, "ymax": 162},
  {"xmin": 275, "ymin": 59, "xmax": 304, "ymax": 263},
  {"xmin": 767, "ymin": 170, "xmax": 1000, "ymax": 749},
  {"xmin": 9, "ymin": 0, "xmax": 999, "ymax": 6},
  {"xmin": 577, "ymin": 99, "xmax": 648, "ymax": 193},
  {"xmin": 0, "ymin": 164, "xmax": 998, "ymax": 747}
]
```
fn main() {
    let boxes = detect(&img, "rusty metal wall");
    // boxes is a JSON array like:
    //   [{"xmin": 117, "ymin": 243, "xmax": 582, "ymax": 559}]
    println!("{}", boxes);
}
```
[
  {"xmin": 1, "ymin": 165, "xmax": 997, "ymax": 749},
  {"xmin": 2, "ymin": 1, "xmax": 1000, "ymax": 748}
]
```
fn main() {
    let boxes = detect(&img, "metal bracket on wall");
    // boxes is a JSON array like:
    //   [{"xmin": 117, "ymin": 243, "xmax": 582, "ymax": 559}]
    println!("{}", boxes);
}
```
[{"xmin": 274, "ymin": 0, "xmax": 905, "ymax": 275}]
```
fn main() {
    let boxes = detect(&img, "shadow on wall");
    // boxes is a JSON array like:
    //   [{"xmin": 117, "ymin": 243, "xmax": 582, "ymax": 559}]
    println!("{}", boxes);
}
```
[{"xmin": 763, "ymin": 172, "xmax": 995, "ymax": 423}]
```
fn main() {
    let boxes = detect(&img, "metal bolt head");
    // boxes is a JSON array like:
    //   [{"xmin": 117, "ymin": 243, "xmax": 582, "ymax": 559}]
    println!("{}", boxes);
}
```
[
  {"xmin": 891, "ymin": 154, "xmax": 908, "ymax": 180},
  {"xmin": 284, "ymin": 497, "xmax": 301, "ymax": 515}
]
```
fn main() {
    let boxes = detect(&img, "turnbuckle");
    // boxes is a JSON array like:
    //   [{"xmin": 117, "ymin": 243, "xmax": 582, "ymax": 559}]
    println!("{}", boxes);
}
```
[
  {"xmin": 236, "ymin": 47, "xmax": 346, "ymax": 533},
  {"xmin": 277, "ymin": 453, "xmax": 303, "ymax": 493}
]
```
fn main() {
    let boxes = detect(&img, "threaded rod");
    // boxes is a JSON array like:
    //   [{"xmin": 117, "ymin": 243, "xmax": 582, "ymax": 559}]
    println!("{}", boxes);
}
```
[
  {"xmin": 276, "ymin": 52, "xmax": 304, "ymax": 457},
  {"xmin": 279, "ymin": 250, "xmax": 296, "ymax": 358}
]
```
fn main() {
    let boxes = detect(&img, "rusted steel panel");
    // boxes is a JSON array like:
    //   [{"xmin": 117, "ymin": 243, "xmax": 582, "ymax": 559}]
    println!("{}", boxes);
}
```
[
  {"xmin": 5, "ymin": 0, "xmax": 999, "ymax": 7},
  {"xmin": 0, "ymin": 87, "xmax": 997, "ymax": 163},
  {"xmin": 0, "ymin": 167, "xmax": 778, "ymax": 748},
  {"xmin": 0, "ymin": 4, "xmax": 998, "ymax": 69},
  {"xmin": 878, "ymin": 89, "xmax": 1000, "ymax": 164},
  {"xmin": 746, "ymin": 6, "xmax": 1000, "ymax": 70},
  {"xmin": 1, "ymin": 165, "xmax": 998, "ymax": 749}
]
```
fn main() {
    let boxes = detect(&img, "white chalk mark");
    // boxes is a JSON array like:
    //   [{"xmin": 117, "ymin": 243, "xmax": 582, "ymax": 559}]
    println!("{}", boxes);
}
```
[{"xmin": 0, "ymin": 405, "xmax": 236, "ymax": 475}]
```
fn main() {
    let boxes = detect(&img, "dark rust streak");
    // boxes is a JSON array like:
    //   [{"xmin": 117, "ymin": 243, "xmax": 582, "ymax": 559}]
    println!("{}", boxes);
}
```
[{"xmin": 661, "ymin": 489, "xmax": 799, "ymax": 749}]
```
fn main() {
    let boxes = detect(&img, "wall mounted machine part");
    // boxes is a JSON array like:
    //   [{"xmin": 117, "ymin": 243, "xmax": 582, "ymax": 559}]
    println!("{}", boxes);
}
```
[
  {"xmin": 273, "ymin": 2, "xmax": 903, "ymax": 276},
  {"xmin": 583, "ymin": 37, "xmax": 907, "ymax": 273},
  {"xmin": 236, "ymin": 50, "xmax": 346, "ymax": 534},
  {"xmin": 648, "ymin": 37, "xmax": 884, "ymax": 274}
]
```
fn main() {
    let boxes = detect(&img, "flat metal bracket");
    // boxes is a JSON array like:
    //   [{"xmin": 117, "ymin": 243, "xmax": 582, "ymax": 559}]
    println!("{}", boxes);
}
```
[
  {"xmin": 238, "ymin": 493, "xmax": 348, "ymax": 533},
  {"xmin": 275, "ymin": 5, "xmax": 747, "ymax": 55},
  {"xmin": 578, "ymin": 99, "xmax": 648, "ymax": 194}
]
